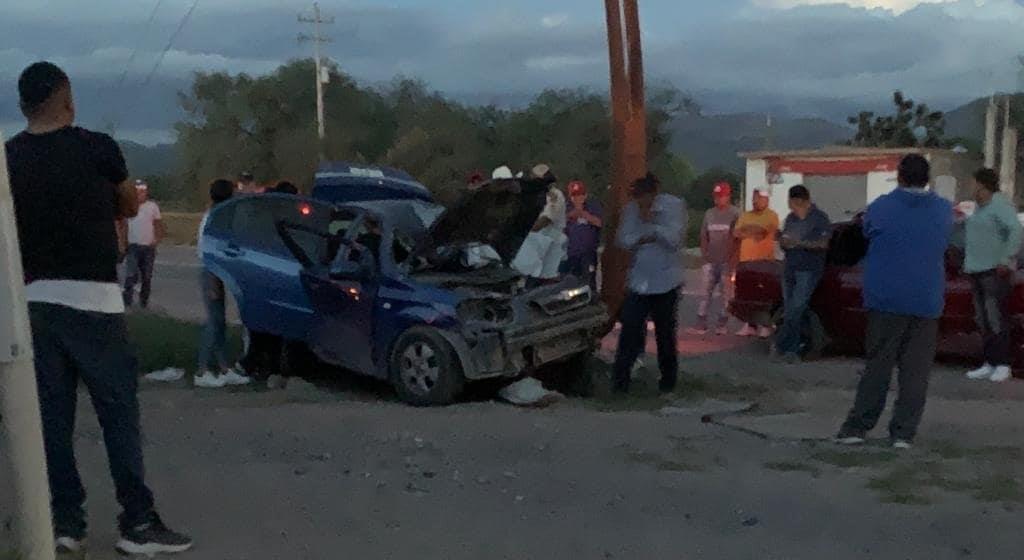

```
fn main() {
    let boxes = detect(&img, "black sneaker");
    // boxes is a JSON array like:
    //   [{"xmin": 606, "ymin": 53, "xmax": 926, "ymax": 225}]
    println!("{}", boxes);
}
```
[{"xmin": 116, "ymin": 515, "xmax": 193, "ymax": 556}]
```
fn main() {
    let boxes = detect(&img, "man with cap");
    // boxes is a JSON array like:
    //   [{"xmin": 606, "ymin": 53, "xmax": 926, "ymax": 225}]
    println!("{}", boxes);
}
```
[
  {"xmin": 563, "ymin": 180, "xmax": 603, "ymax": 292},
  {"xmin": 122, "ymin": 179, "xmax": 164, "ymax": 308},
  {"xmin": 689, "ymin": 181, "xmax": 740, "ymax": 335},
  {"xmin": 734, "ymin": 186, "xmax": 780, "ymax": 337},
  {"xmin": 5, "ymin": 61, "xmax": 191, "ymax": 555}
]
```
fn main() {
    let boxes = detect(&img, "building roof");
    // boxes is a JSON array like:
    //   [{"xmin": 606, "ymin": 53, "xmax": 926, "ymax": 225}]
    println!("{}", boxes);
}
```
[{"xmin": 739, "ymin": 146, "xmax": 965, "ymax": 160}]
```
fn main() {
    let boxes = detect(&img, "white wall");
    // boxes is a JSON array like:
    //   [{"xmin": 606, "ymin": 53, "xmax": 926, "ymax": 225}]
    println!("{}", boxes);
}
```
[
  {"xmin": 744, "ymin": 159, "xmax": 768, "ymax": 211},
  {"xmin": 866, "ymin": 171, "xmax": 897, "ymax": 205},
  {"xmin": 769, "ymin": 172, "xmax": 803, "ymax": 218}
]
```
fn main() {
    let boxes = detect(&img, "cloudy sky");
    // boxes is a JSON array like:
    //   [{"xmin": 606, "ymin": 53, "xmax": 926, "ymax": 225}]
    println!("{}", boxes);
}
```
[{"xmin": 3, "ymin": 0, "xmax": 1024, "ymax": 144}]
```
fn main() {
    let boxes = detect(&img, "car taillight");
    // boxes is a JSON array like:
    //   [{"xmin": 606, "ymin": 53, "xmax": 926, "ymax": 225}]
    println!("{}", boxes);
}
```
[{"xmin": 300, "ymin": 205, "xmax": 312, "ymax": 216}]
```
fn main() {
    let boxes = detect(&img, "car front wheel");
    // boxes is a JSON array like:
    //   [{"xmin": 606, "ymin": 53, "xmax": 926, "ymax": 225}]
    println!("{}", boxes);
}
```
[{"xmin": 389, "ymin": 328, "xmax": 465, "ymax": 406}]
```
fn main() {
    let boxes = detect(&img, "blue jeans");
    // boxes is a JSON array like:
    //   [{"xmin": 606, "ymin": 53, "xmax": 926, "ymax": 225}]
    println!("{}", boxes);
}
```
[
  {"xmin": 123, "ymin": 244, "xmax": 156, "ymax": 307},
  {"xmin": 776, "ymin": 269, "xmax": 822, "ymax": 355},
  {"xmin": 30, "ymin": 303, "xmax": 156, "ymax": 535},
  {"xmin": 198, "ymin": 270, "xmax": 229, "ymax": 371}
]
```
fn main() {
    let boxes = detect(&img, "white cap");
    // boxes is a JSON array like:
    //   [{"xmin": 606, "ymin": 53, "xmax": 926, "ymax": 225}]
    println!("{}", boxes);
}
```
[
  {"xmin": 753, "ymin": 185, "xmax": 771, "ymax": 197},
  {"xmin": 492, "ymin": 165, "xmax": 514, "ymax": 180},
  {"xmin": 134, "ymin": 180, "xmax": 149, "ymax": 190}
]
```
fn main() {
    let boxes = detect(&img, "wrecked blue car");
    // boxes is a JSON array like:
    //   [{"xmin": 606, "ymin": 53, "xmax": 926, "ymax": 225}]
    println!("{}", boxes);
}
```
[{"xmin": 200, "ymin": 175, "xmax": 606, "ymax": 405}]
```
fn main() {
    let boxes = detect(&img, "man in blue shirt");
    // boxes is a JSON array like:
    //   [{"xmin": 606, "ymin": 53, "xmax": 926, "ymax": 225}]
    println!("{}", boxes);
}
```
[
  {"xmin": 837, "ymin": 154, "xmax": 953, "ymax": 449},
  {"xmin": 775, "ymin": 185, "xmax": 831, "ymax": 362},
  {"xmin": 612, "ymin": 173, "xmax": 687, "ymax": 394}
]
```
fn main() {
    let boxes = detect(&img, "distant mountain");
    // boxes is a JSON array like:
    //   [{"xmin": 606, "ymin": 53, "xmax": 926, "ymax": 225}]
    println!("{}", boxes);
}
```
[
  {"xmin": 119, "ymin": 141, "xmax": 177, "ymax": 178},
  {"xmin": 669, "ymin": 112, "xmax": 852, "ymax": 172},
  {"xmin": 945, "ymin": 94, "xmax": 1024, "ymax": 143}
]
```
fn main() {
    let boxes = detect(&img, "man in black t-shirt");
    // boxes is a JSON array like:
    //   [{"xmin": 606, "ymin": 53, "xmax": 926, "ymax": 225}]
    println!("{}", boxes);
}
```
[{"xmin": 5, "ymin": 62, "xmax": 192, "ymax": 556}]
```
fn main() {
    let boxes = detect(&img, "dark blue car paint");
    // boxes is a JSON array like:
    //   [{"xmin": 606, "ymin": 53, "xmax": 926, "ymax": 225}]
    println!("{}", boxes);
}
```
[
  {"xmin": 202, "ymin": 195, "xmax": 465, "ymax": 380},
  {"xmin": 312, "ymin": 161, "xmax": 433, "ymax": 205}
]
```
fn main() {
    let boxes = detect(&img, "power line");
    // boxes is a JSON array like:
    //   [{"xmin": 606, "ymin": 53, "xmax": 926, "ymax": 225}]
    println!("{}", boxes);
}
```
[
  {"xmin": 114, "ymin": 0, "xmax": 166, "ymax": 91},
  {"xmin": 109, "ymin": 0, "xmax": 199, "ymax": 137},
  {"xmin": 138, "ymin": 0, "xmax": 200, "ymax": 90}
]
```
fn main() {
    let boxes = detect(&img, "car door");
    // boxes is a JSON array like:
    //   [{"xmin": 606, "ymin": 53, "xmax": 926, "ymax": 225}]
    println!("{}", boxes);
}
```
[
  {"xmin": 280, "ymin": 211, "xmax": 381, "ymax": 376},
  {"xmin": 209, "ymin": 196, "xmax": 334, "ymax": 340}
]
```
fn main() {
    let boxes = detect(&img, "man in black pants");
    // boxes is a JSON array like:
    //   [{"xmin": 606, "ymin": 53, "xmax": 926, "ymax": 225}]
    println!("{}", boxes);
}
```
[
  {"xmin": 611, "ymin": 173, "xmax": 687, "ymax": 394},
  {"xmin": 836, "ymin": 155, "xmax": 953, "ymax": 449},
  {"xmin": 5, "ymin": 62, "xmax": 191, "ymax": 555}
]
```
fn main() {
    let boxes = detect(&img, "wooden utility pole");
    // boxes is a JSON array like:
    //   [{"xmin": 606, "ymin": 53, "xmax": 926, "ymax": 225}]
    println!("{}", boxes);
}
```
[
  {"xmin": 0, "ymin": 134, "xmax": 56, "ymax": 560},
  {"xmin": 603, "ymin": 0, "xmax": 647, "ymax": 325},
  {"xmin": 299, "ymin": 2, "xmax": 334, "ymax": 161}
]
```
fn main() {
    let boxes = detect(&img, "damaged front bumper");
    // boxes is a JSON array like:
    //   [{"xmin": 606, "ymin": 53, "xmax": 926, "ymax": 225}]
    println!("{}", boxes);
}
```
[{"xmin": 443, "ymin": 304, "xmax": 608, "ymax": 380}]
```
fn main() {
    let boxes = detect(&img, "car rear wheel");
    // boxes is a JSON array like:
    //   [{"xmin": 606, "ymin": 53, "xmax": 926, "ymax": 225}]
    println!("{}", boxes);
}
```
[{"xmin": 389, "ymin": 328, "xmax": 465, "ymax": 406}]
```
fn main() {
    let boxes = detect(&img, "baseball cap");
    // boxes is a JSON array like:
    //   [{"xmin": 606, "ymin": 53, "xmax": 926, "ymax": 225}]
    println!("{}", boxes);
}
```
[
  {"xmin": 134, "ymin": 179, "xmax": 148, "ymax": 190},
  {"xmin": 492, "ymin": 165, "xmax": 514, "ymax": 180},
  {"xmin": 713, "ymin": 182, "xmax": 732, "ymax": 197},
  {"xmin": 568, "ymin": 180, "xmax": 587, "ymax": 196},
  {"xmin": 753, "ymin": 186, "xmax": 771, "ymax": 198}
]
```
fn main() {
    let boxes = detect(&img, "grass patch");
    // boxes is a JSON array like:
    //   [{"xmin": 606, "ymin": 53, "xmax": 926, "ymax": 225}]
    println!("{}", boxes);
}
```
[
  {"xmin": 764, "ymin": 461, "xmax": 822, "ymax": 477},
  {"xmin": 867, "ymin": 460, "xmax": 1024, "ymax": 505},
  {"xmin": 126, "ymin": 312, "xmax": 242, "ymax": 375},
  {"xmin": 811, "ymin": 449, "xmax": 899, "ymax": 469},
  {"xmin": 162, "ymin": 212, "xmax": 203, "ymax": 246},
  {"xmin": 584, "ymin": 367, "xmax": 766, "ymax": 413}
]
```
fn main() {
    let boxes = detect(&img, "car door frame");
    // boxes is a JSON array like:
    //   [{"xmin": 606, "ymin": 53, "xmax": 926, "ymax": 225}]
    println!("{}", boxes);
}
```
[{"xmin": 278, "ymin": 210, "xmax": 382, "ymax": 376}]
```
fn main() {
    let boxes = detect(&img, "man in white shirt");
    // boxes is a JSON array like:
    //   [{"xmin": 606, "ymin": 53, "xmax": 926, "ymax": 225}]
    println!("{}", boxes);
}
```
[
  {"xmin": 513, "ymin": 164, "xmax": 568, "ymax": 288},
  {"xmin": 122, "ymin": 180, "xmax": 164, "ymax": 308}
]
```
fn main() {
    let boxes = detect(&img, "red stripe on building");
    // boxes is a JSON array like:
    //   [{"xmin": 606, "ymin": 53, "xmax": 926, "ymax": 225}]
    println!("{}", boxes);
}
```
[{"xmin": 767, "ymin": 156, "xmax": 900, "ymax": 176}]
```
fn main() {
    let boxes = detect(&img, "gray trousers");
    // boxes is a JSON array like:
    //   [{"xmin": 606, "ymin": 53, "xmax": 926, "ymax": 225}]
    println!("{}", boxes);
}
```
[
  {"xmin": 841, "ymin": 311, "xmax": 938, "ymax": 442},
  {"xmin": 970, "ymin": 271, "xmax": 1012, "ymax": 367}
]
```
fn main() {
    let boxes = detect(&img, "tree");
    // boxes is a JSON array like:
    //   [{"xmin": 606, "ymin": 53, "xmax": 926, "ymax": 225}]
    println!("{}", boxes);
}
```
[
  {"xmin": 172, "ymin": 59, "xmax": 693, "ymax": 210},
  {"xmin": 848, "ymin": 91, "xmax": 948, "ymax": 148}
]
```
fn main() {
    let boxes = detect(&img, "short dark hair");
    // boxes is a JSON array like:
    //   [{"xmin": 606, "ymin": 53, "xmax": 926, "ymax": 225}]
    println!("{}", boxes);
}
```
[
  {"xmin": 209, "ymin": 179, "xmax": 235, "ymax": 205},
  {"xmin": 788, "ymin": 185, "xmax": 810, "ymax": 201},
  {"xmin": 273, "ymin": 181, "xmax": 298, "ymax": 195},
  {"xmin": 973, "ymin": 167, "xmax": 1000, "ymax": 192},
  {"xmin": 898, "ymin": 154, "xmax": 930, "ymax": 187},
  {"xmin": 18, "ymin": 61, "xmax": 69, "ymax": 118},
  {"xmin": 631, "ymin": 172, "xmax": 661, "ymax": 196}
]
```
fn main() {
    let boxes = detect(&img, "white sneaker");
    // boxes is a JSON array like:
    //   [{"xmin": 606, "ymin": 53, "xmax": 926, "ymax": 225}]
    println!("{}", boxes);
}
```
[
  {"xmin": 990, "ymin": 366, "xmax": 1012, "ymax": 383},
  {"xmin": 220, "ymin": 369, "xmax": 253, "ymax": 386},
  {"xmin": 56, "ymin": 536, "xmax": 84, "ymax": 553},
  {"xmin": 757, "ymin": 326, "xmax": 774, "ymax": 339},
  {"xmin": 143, "ymin": 368, "xmax": 185, "ymax": 383},
  {"xmin": 736, "ymin": 324, "xmax": 757, "ymax": 337},
  {"xmin": 194, "ymin": 371, "xmax": 227, "ymax": 388},
  {"xmin": 892, "ymin": 440, "xmax": 913, "ymax": 450},
  {"xmin": 966, "ymin": 364, "xmax": 994, "ymax": 380}
]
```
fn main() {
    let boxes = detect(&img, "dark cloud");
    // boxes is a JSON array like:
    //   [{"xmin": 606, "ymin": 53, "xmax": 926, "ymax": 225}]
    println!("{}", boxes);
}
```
[{"xmin": 3, "ymin": 0, "xmax": 1023, "ymax": 142}]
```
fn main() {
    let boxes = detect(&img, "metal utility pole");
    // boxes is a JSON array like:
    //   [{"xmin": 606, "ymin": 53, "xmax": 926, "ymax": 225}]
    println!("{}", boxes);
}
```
[
  {"xmin": 299, "ymin": 2, "xmax": 333, "ymax": 161},
  {"xmin": 602, "ymin": 0, "xmax": 647, "ymax": 326},
  {"xmin": 0, "ymin": 134, "xmax": 56, "ymax": 560}
]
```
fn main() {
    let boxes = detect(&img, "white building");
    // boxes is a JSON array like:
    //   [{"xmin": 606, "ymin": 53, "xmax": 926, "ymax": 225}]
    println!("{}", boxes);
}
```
[{"xmin": 739, "ymin": 147, "xmax": 981, "ymax": 220}]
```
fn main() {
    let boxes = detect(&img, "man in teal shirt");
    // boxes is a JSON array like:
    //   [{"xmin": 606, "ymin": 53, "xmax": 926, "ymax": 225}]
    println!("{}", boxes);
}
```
[{"xmin": 964, "ymin": 168, "xmax": 1023, "ymax": 383}]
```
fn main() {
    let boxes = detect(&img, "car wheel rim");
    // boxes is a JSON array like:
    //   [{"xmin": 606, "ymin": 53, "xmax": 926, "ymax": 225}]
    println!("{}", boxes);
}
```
[{"xmin": 400, "ymin": 342, "xmax": 439, "ymax": 396}]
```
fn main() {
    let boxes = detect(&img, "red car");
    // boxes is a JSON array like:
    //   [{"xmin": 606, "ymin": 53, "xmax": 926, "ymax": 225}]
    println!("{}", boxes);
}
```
[{"xmin": 728, "ymin": 220, "xmax": 1024, "ymax": 373}]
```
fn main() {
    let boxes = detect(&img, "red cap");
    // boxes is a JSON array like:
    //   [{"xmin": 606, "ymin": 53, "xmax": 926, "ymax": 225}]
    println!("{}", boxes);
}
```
[
  {"xmin": 568, "ymin": 180, "xmax": 587, "ymax": 196},
  {"xmin": 713, "ymin": 182, "xmax": 732, "ymax": 197}
]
